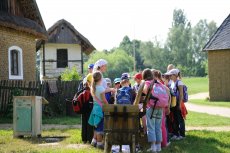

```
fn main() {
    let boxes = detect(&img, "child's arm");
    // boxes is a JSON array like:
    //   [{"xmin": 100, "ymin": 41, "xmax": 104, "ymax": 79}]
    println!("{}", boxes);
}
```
[{"xmin": 100, "ymin": 92, "xmax": 108, "ymax": 104}]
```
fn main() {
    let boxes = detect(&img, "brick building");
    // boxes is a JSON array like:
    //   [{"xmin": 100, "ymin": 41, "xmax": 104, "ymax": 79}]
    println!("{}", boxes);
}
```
[
  {"xmin": 203, "ymin": 14, "xmax": 230, "ymax": 101},
  {"xmin": 0, "ymin": 0, "xmax": 47, "ymax": 81}
]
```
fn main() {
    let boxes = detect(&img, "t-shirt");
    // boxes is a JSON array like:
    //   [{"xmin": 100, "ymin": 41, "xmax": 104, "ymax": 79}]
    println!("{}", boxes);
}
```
[
  {"xmin": 94, "ymin": 85, "xmax": 105, "ymax": 104},
  {"xmin": 170, "ymin": 80, "xmax": 184, "ymax": 90},
  {"xmin": 101, "ymin": 78, "xmax": 108, "ymax": 89}
]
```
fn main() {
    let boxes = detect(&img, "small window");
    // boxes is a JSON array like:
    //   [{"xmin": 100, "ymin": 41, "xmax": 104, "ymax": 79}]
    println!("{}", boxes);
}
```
[
  {"xmin": 11, "ymin": 50, "xmax": 19, "ymax": 75},
  {"xmin": 8, "ymin": 46, "xmax": 23, "ymax": 80},
  {"xmin": 57, "ymin": 49, "xmax": 68, "ymax": 68}
]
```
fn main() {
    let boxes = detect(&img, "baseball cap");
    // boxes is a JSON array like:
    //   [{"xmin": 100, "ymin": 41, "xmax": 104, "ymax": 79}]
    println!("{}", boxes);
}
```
[
  {"xmin": 121, "ymin": 73, "xmax": 129, "ymax": 80},
  {"xmin": 105, "ymin": 78, "xmax": 111, "ymax": 85},
  {"xmin": 164, "ymin": 68, "xmax": 180, "ymax": 75},
  {"xmin": 114, "ymin": 78, "xmax": 121, "ymax": 84},
  {"xmin": 88, "ymin": 64, "xmax": 94, "ymax": 69},
  {"xmin": 133, "ymin": 73, "xmax": 142, "ymax": 80},
  {"xmin": 86, "ymin": 73, "xmax": 93, "ymax": 83}
]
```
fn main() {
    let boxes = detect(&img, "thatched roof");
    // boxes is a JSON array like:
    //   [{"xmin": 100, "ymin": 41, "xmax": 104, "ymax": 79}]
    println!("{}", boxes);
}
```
[
  {"xmin": 47, "ymin": 19, "xmax": 95, "ymax": 55},
  {"xmin": 0, "ymin": 0, "xmax": 47, "ymax": 39},
  {"xmin": 203, "ymin": 14, "xmax": 230, "ymax": 51}
]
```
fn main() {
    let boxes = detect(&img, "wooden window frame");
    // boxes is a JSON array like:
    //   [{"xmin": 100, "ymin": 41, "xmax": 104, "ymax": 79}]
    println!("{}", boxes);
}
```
[
  {"xmin": 57, "ymin": 49, "xmax": 68, "ymax": 68},
  {"xmin": 8, "ymin": 46, "xmax": 23, "ymax": 80}
]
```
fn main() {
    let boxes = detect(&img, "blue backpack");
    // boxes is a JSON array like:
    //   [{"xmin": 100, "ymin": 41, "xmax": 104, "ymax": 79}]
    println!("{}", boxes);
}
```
[
  {"xmin": 116, "ymin": 87, "xmax": 132, "ymax": 104},
  {"xmin": 175, "ymin": 80, "xmax": 188, "ymax": 102}
]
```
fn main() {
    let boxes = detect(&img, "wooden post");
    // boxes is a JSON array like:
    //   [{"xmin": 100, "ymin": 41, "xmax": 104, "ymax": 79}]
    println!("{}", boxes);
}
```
[{"xmin": 42, "ymin": 40, "xmax": 46, "ymax": 77}]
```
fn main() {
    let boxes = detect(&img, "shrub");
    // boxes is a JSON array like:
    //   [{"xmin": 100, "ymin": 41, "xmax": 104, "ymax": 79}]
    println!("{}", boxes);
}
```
[{"xmin": 61, "ymin": 66, "xmax": 82, "ymax": 81}]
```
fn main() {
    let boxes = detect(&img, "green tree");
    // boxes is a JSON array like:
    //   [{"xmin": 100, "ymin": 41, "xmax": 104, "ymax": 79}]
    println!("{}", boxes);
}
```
[
  {"xmin": 166, "ymin": 9, "xmax": 193, "ymax": 76},
  {"xmin": 119, "ymin": 36, "xmax": 144, "ymax": 71},
  {"xmin": 192, "ymin": 19, "xmax": 217, "ymax": 76},
  {"xmin": 84, "ymin": 49, "xmax": 133, "ymax": 80}
]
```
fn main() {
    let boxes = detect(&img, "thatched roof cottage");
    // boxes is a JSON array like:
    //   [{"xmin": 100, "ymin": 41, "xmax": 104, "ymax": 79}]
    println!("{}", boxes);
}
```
[
  {"xmin": 39, "ymin": 19, "xmax": 95, "ymax": 79},
  {"xmin": 203, "ymin": 14, "xmax": 230, "ymax": 101},
  {"xmin": 0, "ymin": 0, "xmax": 47, "ymax": 81}
]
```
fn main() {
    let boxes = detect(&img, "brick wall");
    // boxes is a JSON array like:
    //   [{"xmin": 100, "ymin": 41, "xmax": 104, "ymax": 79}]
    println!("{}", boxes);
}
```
[
  {"xmin": 208, "ymin": 50, "xmax": 230, "ymax": 101},
  {"xmin": 0, "ymin": 26, "xmax": 37, "ymax": 81}
]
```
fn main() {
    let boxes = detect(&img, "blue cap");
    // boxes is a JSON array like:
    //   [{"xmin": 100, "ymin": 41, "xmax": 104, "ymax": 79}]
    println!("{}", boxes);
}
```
[
  {"xmin": 88, "ymin": 64, "xmax": 94, "ymax": 69},
  {"xmin": 121, "ymin": 73, "xmax": 129, "ymax": 80},
  {"xmin": 114, "ymin": 78, "xmax": 121, "ymax": 84}
]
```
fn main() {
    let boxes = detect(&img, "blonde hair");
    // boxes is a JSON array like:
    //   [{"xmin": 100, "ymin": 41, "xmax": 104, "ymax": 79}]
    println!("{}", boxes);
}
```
[
  {"xmin": 120, "ymin": 79, "xmax": 129, "ymax": 86},
  {"xmin": 91, "ymin": 71, "xmax": 102, "ymax": 96}
]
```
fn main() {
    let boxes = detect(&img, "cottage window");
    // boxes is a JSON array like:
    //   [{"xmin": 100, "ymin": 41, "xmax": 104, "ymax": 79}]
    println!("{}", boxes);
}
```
[
  {"xmin": 8, "ymin": 46, "xmax": 23, "ymax": 80},
  {"xmin": 57, "ymin": 49, "xmax": 68, "ymax": 68}
]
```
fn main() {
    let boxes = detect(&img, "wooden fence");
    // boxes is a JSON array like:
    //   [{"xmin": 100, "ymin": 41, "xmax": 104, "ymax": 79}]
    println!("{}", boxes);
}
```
[{"xmin": 0, "ymin": 80, "xmax": 81, "ymax": 116}]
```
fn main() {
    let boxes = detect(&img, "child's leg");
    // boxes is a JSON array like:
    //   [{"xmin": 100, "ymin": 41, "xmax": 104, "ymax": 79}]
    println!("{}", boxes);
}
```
[
  {"xmin": 142, "ymin": 115, "xmax": 147, "ymax": 134},
  {"xmin": 155, "ymin": 109, "xmax": 163, "ymax": 151},
  {"xmin": 95, "ymin": 119, "xmax": 104, "ymax": 149},
  {"xmin": 91, "ymin": 131, "xmax": 97, "ymax": 147}
]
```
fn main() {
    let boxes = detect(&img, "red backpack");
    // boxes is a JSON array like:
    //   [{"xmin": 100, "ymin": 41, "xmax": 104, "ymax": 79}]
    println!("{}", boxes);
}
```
[{"xmin": 72, "ymin": 89, "xmax": 91, "ymax": 113}]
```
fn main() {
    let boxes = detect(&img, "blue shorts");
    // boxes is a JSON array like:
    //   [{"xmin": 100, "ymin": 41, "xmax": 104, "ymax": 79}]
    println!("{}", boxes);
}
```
[{"xmin": 95, "ymin": 118, "xmax": 104, "ymax": 133}]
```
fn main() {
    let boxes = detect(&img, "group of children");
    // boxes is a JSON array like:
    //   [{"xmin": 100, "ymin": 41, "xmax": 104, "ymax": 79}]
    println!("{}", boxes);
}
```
[{"xmin": 79, "ymin": 59, "xmax": 187, "ymax": 152}]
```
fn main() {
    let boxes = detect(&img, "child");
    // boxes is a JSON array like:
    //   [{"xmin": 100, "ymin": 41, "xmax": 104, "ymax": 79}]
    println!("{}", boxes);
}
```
[
  {"xmin": 88, "ymin": 71, "xmax": 108, "ymax": 149},
  {"xmin": 105, "ymin": 78, "xmax": 113, "ymax": 104},
  {"xmin": 116, "ymin": 74, "xmax": 135, "ymax": 104},
  {"xmin": 142, "ymin": 68, "xmax": 163, "ymax": 152}
]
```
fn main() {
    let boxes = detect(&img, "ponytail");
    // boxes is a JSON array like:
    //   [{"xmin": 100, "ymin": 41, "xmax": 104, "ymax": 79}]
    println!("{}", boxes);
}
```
[{"xmin": 91, "ymin": 80, "xmax": 96, "ymax": 97}]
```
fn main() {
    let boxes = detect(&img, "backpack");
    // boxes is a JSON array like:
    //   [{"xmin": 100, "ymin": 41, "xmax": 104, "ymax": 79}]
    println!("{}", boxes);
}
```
[
  {"xmin": 116, "ymin": 87, "xmax": 132, "ymax": 104},
  {"xmin": 72, "ymin": 88, "xmax": 93, "ymax": 114},
  {"xmin": 148, "ymin": 82, "xmax": 169, "ymax": 108},
  {"xmin": 175, "ymin": 80, "xmax": 188, "ymax": 102}
]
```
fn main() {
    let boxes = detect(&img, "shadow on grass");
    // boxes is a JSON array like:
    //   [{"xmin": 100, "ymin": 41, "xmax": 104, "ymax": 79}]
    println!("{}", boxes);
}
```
[{"xmin": 17, "ymin": 135, "xmax": 70, "ymax": 144}]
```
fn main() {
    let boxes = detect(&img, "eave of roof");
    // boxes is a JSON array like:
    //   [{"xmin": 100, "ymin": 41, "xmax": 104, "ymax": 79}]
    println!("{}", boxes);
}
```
[
  {"xmin": 203, "ymin": 14, "xmax": 230, "ymax": 51},
  {"xmin": 47, "ymin": 19, "xmax": 95, "ymax": 55}
]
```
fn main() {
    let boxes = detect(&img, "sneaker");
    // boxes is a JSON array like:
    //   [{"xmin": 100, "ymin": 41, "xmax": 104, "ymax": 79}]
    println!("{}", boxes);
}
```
[
  {"xmin": 171, "ymin": 135, "xmax": 179, "ymax": 140},
  {"xmin": 91, "ymin": 141, "xmax": 97, "ymax": 147},
  {"xmin": 177, "ymin": 136, "xmax": 185, "ymax": 140},
  {"xmin": 166, "ymin": 142, "xmax": 171, "ymax": 147},
  {"xmin": 156, "ymin": 144, "xmax": 161, "ymax": 152},
  {"xmin": 96, "ymin": 144, "xmax": 104, "ymax": 150},
  {"xmin": 147, "ymin": 147, "xmax": 157, "ymax": 153}
]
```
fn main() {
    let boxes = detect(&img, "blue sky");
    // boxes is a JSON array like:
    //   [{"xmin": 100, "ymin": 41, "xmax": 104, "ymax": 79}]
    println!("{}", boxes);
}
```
[{"xmin": 36, "ymin": 0, "xmax": 230, "ymax": 50}]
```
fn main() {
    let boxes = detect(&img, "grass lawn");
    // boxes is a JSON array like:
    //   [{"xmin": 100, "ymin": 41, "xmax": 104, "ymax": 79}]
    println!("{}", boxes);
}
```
[
  {"xmin": 42, "ymin": 115, "xmax": 81, "ymax": 125},
  {"xmin": 0, "ymin": 129, "xmax": 230, "ymax": 153},
  {"xmin": 186, "ymin": 111, "xmax": 230, "ymax": 127},
  {"xmin": 183, "ymin": 77, "xmax": 209, "ymax": 94},
  {"xmin": 190, "ymin": 99, "xmax": 230, "ymax": 108}
]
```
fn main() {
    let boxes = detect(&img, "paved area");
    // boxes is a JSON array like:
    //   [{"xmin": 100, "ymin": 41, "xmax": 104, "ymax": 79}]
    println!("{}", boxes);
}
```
[{"xmin": 186, "ymin": 92, "xmax": 230, "ymax": 118}]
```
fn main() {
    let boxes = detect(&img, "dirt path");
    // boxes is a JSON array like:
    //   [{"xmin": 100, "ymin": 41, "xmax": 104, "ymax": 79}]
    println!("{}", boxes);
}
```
[
  {"xmin": 185, "ymin": 92, "xmax": 230, "ymax": 118},
  {"xmin": 189, "ymin": 92, "xmax": 209, "ymax": 100}
]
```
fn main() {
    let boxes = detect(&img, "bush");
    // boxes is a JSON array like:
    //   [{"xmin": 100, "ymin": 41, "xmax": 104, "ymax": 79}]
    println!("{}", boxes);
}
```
[{"xmin": 61, "ymin": 66, "xmax": 82, "ymax": 81}]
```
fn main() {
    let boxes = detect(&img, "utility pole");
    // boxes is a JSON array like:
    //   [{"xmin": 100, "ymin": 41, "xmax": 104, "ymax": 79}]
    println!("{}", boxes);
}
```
[
  {"xmin": 133, "ymin": 40, "xmax": 136, "ymax": 72},
  {"xmin": 133, "ymin": 25, "xmax": 136, "ymax": 72}
]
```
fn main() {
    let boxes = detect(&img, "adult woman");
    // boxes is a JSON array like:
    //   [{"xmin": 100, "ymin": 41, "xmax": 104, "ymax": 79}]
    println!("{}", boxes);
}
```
[{"xmin": 93, "ymin": 59, "xmax": 115, "ymax": 94}]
